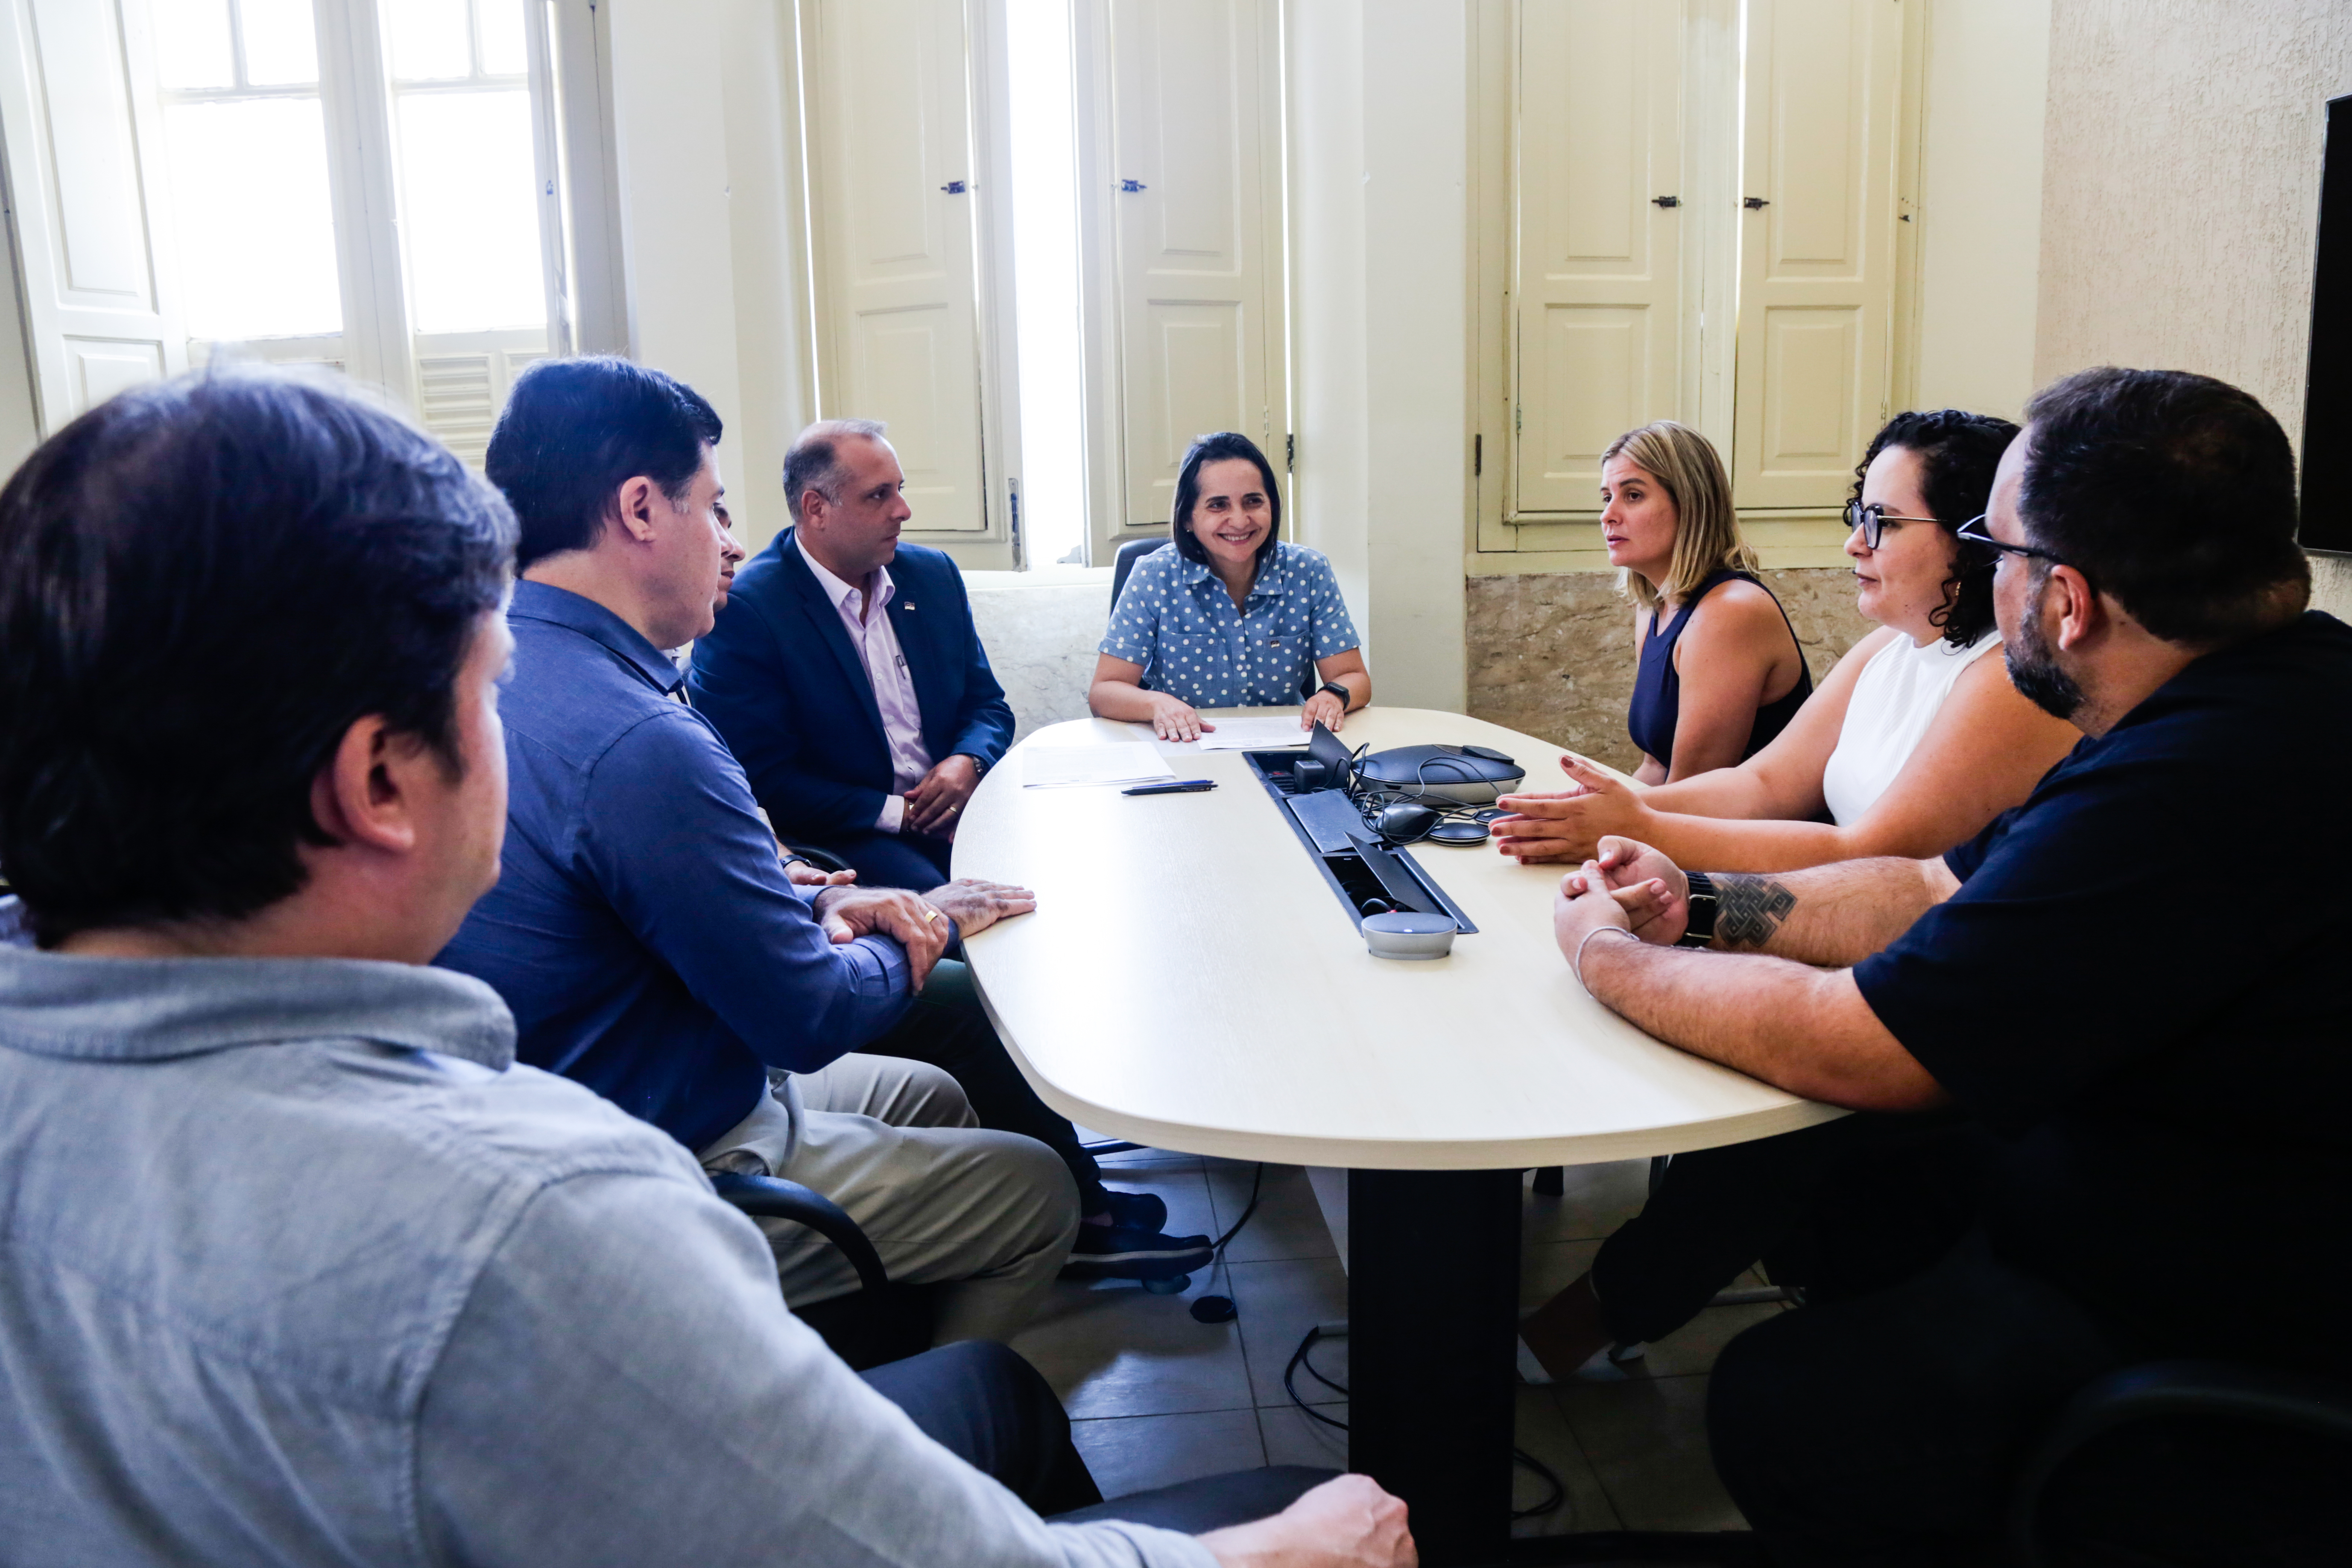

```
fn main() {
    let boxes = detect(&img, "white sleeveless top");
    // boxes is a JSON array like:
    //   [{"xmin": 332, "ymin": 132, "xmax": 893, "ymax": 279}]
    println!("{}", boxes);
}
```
[{"xmin": 1820, "ymin": 627, "xmax": 2004, "ymax": 827}]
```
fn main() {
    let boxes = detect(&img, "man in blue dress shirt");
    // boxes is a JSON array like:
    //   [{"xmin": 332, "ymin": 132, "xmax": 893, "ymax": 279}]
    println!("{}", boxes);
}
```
[{"xmin": 436, "ymin": 360, "xmax": 1211, "ymax": 1311}]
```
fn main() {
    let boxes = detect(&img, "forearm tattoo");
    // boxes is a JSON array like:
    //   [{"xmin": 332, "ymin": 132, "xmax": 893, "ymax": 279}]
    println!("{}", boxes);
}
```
[{"xmin": 1713, "ymin": 874, "xmax": 1796, "ymax": 950}]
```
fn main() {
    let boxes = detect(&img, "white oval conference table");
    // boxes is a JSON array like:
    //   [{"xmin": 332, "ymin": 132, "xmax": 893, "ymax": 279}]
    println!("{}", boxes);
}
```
[{"xmin": 955, "ymin": 707, "xmax": 1839, "ymax": 1565}]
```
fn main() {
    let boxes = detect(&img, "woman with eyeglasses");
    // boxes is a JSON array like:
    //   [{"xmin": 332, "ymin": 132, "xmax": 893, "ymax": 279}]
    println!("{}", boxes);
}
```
[
  {"xmin": 1606, "ymin": 421, "xmax": 1814, "ymax": 784},
  {"xmin": 1492, "ymin": 409, "xmax": 2078, "ymax": 874}
]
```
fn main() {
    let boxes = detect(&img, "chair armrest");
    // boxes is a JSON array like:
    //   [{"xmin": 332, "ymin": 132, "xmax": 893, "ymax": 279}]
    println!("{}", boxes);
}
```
[
  {"xmin": 781, "ymin": 843, "xmax": 852, "ymax": 876},
  {"xmin": 2010, "ymin": 1359, "xmax": 2352, "ymax": 1566},
  {"xmin": 708, "ymin": 1171, "xmax": 890, "ymax": 1296}
]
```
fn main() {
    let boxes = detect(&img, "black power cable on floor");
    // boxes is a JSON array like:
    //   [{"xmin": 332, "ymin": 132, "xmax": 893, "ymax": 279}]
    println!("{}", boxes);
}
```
[
  {"xmin": 1186, "ymin": 1163, "xmax": 1265, "ymax": 1324},
  {"xmin": 1281, "ymin": 1325, "xmax": 1566, "ymax": 1520}
]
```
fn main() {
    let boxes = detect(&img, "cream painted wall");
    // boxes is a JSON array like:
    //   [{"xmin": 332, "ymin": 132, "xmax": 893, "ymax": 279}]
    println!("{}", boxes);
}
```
[
  {"xmin": 1910, "ymin": 0, "xmax": 2050, "ymax": 420},
  {"xmin": 607, "ymin": 0, "xmax": 812, "ymax": 552},
  {"xmin": 717, "ymin": 0, "xmax": 819, "ymax": 544},
  {"xmin": 0, "ymin": 225, "xmax": 38, "ymax": 468},
  {"xmin": 1285, "ymin": 0, "xmax": 1471, "ymax": 714},
  {"xmin": 2034, "ymin": 0, "xmax": 2352, "ymax": 441}
]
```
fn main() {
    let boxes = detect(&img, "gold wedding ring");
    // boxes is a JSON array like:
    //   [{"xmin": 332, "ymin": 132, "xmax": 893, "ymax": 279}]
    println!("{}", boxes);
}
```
[{"xmin": 921, "ymin": 907, "xmax": 941, "ymax": 924}]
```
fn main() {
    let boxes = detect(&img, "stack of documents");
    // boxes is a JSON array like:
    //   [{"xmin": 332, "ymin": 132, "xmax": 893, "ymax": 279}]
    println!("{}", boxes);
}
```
[
  {"xmin": 1022, "ymin": 743, "xmax": 1178, "ymax": 789},
  {"xmin": 1192, "ymin": 716, "xmax": 1315, "ymax": 751}
]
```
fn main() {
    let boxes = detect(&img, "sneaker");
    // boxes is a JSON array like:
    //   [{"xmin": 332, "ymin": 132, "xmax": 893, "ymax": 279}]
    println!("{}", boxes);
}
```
[
  {"xmin": 1062, "ymin": 1225, "xmax": 1216, "ymax": 1282},
  {"xmin": 1091, "ymin": 1188, "xmax": 1169, "ymax": 1232}
]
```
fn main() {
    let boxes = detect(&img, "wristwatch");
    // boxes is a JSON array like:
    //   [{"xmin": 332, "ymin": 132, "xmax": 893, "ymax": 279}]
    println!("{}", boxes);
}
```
[
  {"xmin": 1316, "ymin": 680, "xmax": 1352, "ymax": 707},
  {"xmin": 957, "ymin": 753, "xmax": 991, "ymax": 781},
  {"xmin": 1677, "ymin": 870, "xmax": 1717, "ymax": 948}
]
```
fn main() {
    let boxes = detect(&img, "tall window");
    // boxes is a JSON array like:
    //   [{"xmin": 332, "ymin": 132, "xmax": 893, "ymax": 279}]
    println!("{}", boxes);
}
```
[
  {"xmin": 151, "ymin": 0, "xmax": 344, "ymax": 348},
  {"xmin": 0, "ymin": 0, "xmax": 594, "ymax": 463},
  {"xmin": 383, "ymin": 0, "xmax": 543, "ymax": 337},
  {"xmin": 379, "ymin": 0, "xmax": 550, "ymax": 461}
]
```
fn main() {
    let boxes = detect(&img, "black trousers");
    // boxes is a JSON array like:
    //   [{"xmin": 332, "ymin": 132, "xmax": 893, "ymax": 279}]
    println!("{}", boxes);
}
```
[
  {"xmin": 1708, "ymin": 1230, "xmax": 2120, "ymax": 1567},
  {"xmin": 861, "ymin": 1341, "xmax": 1103, "ymax": 1515},
  {"xmin": 858, "ymin": 958, "xmax": 1109, "ymax": 1213},
  {"xmin": 1589, "ymin": 1110, "xmax": 1990, "ymax": 1345},
  {"xmin": 809, "ymin": 827, "xmax": 957, "ymax": 892},
  {"xmin": 864, "ymin": 1341, "xmax": 1336, "ymax": 1531}
]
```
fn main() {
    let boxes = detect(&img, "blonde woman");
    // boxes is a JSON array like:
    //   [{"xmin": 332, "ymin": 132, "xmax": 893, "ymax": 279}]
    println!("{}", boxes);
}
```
[{"xmin": 1609, "ymin": 421, "xmax": 1811, "ymax": 782}]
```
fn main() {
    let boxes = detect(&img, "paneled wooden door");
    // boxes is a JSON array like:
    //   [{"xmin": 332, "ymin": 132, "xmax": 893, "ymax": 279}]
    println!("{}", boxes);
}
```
[
  {"xmin": 1088, "ymin": 0, "xmax": 1286, "ymax": 550},
  {"xmin": 1730, "ymin": 0, "xmax": 1903, "ymax": 509},
  {"xmin": 1511, "ymin": 0, "xmax": 1687, "ymax": 517},
  {"xmin": 803, "ymin": 0, "xmax": 1017, "ymax": 565},
  {"xmin": 0, "ymin": 0, "xmax": 187, "ymax": 428}
]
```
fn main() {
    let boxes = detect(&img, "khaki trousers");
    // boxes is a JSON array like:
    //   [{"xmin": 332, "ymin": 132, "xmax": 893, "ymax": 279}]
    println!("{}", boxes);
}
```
[{"xmin": 699, "ymin": 1055, "xmax": 1077, "ymax": 1346}]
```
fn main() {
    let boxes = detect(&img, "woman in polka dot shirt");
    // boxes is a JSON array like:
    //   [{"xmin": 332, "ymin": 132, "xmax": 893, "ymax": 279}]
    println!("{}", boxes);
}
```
[{"xmin": 1089, "ymin": 432, "xmax": 1371, "ymax": 742}]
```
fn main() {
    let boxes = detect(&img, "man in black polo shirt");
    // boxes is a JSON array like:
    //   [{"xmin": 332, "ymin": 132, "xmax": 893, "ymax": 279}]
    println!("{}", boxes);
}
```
[{"xmin": 1552, "ymin": 366, "xmax": 2350, "ymax": 1563}]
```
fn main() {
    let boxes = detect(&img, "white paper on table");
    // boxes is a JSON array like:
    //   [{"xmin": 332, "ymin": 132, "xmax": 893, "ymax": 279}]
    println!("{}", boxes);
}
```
[
  {"xmin": 1021, "ymin": 742, "xmax": 1178, "ymax": 789},
  {"xmin": 1193, "ymin": 716, "xmax": 1314, "ymax": 750}
]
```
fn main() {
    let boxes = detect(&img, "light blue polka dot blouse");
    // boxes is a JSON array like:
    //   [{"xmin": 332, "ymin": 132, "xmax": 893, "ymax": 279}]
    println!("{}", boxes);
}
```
[{"xmin": 1100, "ymin": 541, "xmax": 1362, "ymax": 710}]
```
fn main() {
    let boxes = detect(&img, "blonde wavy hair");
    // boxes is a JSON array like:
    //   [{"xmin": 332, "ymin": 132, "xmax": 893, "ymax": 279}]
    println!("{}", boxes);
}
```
[{"xmin": 1602, "ymin": 421, "xmax": 1756, "ymax": 614}]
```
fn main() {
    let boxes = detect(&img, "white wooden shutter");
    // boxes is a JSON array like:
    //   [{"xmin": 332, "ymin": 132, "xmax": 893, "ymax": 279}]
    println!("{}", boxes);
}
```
[
  {"xmin": 1730, "ymin": 0, "xmax": 1902, "ymax": 509},
  {"xmin": 1094, "ymin": 0, "xmax": 1284, "ymax": 543},
  {"xmin": 1511, "ymin": 0, "xmax": 1685, "ymax": 515},
  {"xmin": 804, "ymin": 0, "xmax": 1015, "ymax": 566},
  {"xmin": 0, "ymin": 0, "xmax": 184, "ymax": 430}
]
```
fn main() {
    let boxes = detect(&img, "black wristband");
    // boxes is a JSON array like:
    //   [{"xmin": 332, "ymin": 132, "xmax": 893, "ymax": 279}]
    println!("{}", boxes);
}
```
[
  {"xmin": 1317, "ymin": 680, "xmax": 1352, "ymax": 706},
  {"xmin": 1679, "ymin": 870, "xmax": 1718, "ymax": 948}
]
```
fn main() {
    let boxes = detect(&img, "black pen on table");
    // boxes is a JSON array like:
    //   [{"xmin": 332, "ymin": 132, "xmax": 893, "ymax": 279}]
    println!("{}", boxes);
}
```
[{"xmin": 1123, "ymin": 778, "xmax": 1217, "ymax": 796}]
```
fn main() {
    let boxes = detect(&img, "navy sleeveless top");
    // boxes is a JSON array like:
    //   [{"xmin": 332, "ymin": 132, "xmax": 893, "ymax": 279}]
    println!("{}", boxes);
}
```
[{"xmin": 1626, "ymin": 569, "xmax": 1814, "ymax": 773}]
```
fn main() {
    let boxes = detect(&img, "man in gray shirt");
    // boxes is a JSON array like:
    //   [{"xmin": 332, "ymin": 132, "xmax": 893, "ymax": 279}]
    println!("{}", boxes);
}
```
[{"xmin": 0, "ymin": 368, "xmax": 1412, "ymax": 1568}]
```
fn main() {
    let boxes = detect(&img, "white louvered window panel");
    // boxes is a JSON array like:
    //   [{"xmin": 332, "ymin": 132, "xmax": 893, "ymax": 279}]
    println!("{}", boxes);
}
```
[{"xmin": 414, "ymin": 337, "xmax": 543, "ymax": 465}]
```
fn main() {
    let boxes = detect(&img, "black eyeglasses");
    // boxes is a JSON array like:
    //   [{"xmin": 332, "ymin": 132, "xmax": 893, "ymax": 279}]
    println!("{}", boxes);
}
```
[
  {"xmin": 1840, "ymin": 500, "xmax": 1940, "ymax": 550},
  {"xmin": 1954, "ymin": 515, "xmax": 2067, "ymax": 566}
]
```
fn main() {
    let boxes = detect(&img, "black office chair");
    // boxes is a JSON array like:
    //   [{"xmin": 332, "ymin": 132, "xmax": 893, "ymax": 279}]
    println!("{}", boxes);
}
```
[
  {"xmin": 780, "ymin": 842, "xmax": 852, "ymax": 877},
  {"xmin": 1109, "ymin": 536, "xmax": 1168, "ymax": 615},
  {"xmin": 710, "ymin": 1170, "xmax": 933, "ymax": 1370},
  {"xmin": 2009, "ymin": 1358, "xmax": 2352, "ymax": 1566}
]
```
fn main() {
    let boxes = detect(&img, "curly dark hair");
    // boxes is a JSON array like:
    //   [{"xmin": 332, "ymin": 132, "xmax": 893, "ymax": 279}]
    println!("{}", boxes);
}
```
[
  {"xmin": 0, "ymin": 367, "xmax": 515, "ymax": 945},
  {"xmin": 1850, "ymin": 408, "xmax": 2021, "ymax": 647}
]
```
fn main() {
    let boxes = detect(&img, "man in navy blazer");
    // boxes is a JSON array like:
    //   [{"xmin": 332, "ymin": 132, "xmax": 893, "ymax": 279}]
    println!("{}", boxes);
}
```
[{"xmin": 690, "ymin": 420, "xmax": 1012, "ymax": 891}]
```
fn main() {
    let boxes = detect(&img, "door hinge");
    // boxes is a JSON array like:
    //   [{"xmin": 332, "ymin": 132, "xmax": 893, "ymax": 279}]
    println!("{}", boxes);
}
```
[
  {"xmin": 1007, "ymin": 479, "xmax": 1024, "ymax": 569},
  {"xmin": 1286, "ymin": 433, "xmax": 1295, "ymax": 471},
  {"xmin": 1514, "ymin": 404, "xmax": 1521, "ymax": 435},
  {"xmin": 1474, "ymin": 432, "xmax": 1482, "ymax": 476},
  {"xmin": 1742, "ymin": 196, "xmax": 1770, "ymax": 210}
]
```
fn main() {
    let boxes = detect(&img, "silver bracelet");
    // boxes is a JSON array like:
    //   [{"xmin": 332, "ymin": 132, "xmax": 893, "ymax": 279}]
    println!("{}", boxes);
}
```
[{"xmin": 1573, "ymin": 926, "xmax": 1640, "ymax": 991}]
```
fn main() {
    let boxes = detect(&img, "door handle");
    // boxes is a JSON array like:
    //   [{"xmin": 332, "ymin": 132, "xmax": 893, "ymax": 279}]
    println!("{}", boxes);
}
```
[
  {"xmin": 1652, "ymin": 195, "xmax": 1679, "ymax": 208},
  {"xmin": 940, "ymin": 180, "xmax": 968, "ymax": 194},
  {"xmin": 1119, "ymin": 178, "xmax": 1147, "ymax": 193},
  {"xmin": 1742, "ymin": 196, "xmax": 1770, "ymax": 209}
]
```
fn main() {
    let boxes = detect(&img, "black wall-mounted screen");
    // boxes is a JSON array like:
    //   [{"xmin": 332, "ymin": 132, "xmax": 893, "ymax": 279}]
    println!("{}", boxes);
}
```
[{"xmin": 2302, "ymin": 94, "xmax": 2352, "ymax": 553}]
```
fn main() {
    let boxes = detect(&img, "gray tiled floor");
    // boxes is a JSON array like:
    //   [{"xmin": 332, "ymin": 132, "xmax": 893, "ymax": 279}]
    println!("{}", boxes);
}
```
[{"xmin": 1027, "ymin": 1147, "xmax": 1785, "ymax": 1539}]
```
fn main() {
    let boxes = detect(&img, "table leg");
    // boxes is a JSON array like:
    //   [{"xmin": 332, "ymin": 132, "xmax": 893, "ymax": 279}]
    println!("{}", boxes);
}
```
[{"xmin": 1347, "ymin": 1167, "xmax": 1522, "ymax": 1567}]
